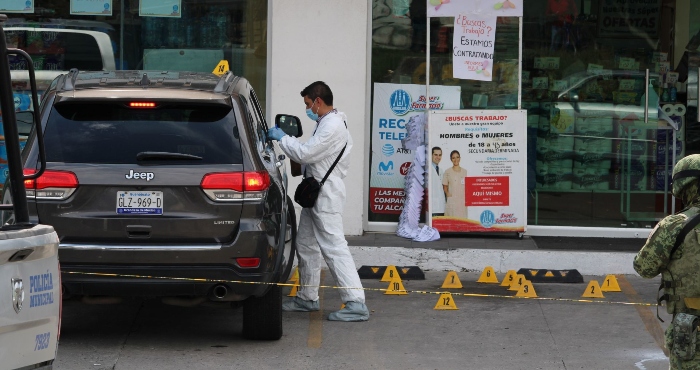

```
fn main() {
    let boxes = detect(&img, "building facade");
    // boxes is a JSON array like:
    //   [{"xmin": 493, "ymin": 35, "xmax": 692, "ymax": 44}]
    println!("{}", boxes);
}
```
[{"xmin": 3, "ymin": 0, "xmax": 699, "ymax": 238}]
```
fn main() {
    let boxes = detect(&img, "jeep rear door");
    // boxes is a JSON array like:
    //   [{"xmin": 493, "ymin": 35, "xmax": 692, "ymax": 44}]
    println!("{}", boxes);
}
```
[{"xmin": 32, "ymin": 101, "xmax": 250, "ymax": 244}]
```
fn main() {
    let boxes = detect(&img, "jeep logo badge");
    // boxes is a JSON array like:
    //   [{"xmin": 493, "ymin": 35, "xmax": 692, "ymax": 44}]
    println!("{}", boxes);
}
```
[
  {"xmin": 125, "ymin": 170, "xmax": 154, "ymax": 181},
  {"xmin": 11, "ymin": 278, "xmax": 23, "ymax": 313}
]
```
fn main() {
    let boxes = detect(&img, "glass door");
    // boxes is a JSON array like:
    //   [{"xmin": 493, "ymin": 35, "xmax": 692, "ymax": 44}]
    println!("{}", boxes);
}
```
[{"xmin": 522, "ymin": 0, "xmax": 681, "ymax": 229}]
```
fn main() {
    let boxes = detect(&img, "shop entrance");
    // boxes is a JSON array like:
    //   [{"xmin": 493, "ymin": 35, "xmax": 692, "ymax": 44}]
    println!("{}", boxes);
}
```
[{"xmin": 368, "ymin": 0, "xmax": 694, "ymax": 235}]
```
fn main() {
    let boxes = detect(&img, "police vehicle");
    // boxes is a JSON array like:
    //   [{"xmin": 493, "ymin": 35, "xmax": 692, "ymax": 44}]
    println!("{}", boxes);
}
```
[{"xmin": 0, "ymin": 14, "xmax": 61, "ymax": 370}]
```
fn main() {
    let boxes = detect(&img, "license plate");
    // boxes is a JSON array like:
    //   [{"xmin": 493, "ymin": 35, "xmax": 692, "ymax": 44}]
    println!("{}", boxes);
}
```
[{"xmin": 116, "ymin": 191, "xmax": 163, "ymax": 215}]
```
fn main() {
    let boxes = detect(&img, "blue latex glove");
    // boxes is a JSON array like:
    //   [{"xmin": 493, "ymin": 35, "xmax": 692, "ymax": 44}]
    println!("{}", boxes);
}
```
[{"xmin": 267, "ymin": 127, "xmax": 287, "ymax": 141}]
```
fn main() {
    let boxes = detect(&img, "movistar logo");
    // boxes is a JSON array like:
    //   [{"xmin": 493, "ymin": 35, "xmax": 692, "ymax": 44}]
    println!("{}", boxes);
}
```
[{"xmin": 379, "ymin": 161, "xmax": 394, "ymax": 171}]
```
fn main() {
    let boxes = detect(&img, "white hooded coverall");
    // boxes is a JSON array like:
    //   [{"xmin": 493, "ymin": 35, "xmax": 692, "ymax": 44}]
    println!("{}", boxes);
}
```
[{"xmin": 278, "ymin": 111, "xmax": 365, "ymax": 304}]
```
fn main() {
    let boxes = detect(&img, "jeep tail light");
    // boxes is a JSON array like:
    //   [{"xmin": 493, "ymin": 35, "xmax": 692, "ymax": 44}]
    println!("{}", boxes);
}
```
[
  {"xmin": 200, "ymin": 171, "xmax": 270, "ymax": 202},
  {"xmin": 236, "ymin": 257, "xmax": 260, "ymax": 268},
  {"xmin": 23, "ymin": 169, "xmax": 79, "ymax": 200}
]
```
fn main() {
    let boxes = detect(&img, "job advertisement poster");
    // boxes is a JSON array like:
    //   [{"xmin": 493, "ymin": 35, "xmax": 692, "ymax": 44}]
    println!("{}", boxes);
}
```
[
  {"xmin": 70, "ymin": 0, "xmax": 112, "ymax": 16},
  {"xmin": 429, "ymin": 110, "xmax": 526, "ymax": 232},
  {"xmin": 453, "ymin": 14, "xmax": 497, "ymax": 81},
  {"xmin": 370, "ymin": 83, "xmax": 461, "ymax": 215},
  {"xmin": 0, "ymin": 0, "xmax": 34, "ymax": 13},
  {"xmin": 140, "ymin": 0, "xmax": 181, "ymax": 18}
]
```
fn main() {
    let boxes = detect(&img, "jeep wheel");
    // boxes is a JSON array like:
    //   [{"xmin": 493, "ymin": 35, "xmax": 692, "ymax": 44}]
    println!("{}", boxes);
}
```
[
  {"xmin": 242, "ymin": 283, "xmax": 282, "ymax": 340},
  {"xmin": 280, "ymin": 196, "xmax": 297, "ymax": 281}
]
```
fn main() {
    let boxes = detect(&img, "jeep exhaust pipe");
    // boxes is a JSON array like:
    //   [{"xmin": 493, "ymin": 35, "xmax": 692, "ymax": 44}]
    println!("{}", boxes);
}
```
[{"xmin": 212, "ymin": 284, "xmax": 228, "ymax": 299}]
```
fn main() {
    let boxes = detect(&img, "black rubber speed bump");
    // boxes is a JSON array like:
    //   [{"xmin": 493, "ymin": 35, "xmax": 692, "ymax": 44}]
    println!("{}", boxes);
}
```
[
  {"xmin": 516, "ymin": 268, "xmax": 583, "ymax": 283},
  {"xmin": 358, "ymin": 266, "xmax": 425, "ymax": 280}
]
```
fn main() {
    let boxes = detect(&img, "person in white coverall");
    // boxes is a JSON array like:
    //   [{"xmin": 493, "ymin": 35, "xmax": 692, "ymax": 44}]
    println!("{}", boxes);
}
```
[{"xmin": 267, "ymin": 81, "xmax": 369, "ymax": 322}]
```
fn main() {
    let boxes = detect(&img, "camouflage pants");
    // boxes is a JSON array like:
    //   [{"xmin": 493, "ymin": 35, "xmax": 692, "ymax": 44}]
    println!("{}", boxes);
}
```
[{"xmin": 667, "ymin": 325, "xmax": 700, "ymax": 369}]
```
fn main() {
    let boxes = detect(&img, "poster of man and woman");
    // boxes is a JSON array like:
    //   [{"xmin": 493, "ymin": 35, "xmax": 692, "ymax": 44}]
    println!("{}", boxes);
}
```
[
  {"xmin": 371, "ymin": 83, "xmax": 527, "ymax": 234},
  {"xmin": 428, "ymin": 110, "xmax": 527, "ymax": 233}
]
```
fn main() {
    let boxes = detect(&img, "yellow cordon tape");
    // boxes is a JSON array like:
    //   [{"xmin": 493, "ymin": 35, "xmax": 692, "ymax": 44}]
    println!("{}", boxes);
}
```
[{"xmin": 63, "ymin": 271, "xmax": 658, "ymax": 307}]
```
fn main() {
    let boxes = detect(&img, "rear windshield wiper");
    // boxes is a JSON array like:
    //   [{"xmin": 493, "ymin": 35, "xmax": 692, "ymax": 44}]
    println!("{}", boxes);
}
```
[{"xmin": 136, "ymin": 151, "xmax": 203, "ymax": 161}]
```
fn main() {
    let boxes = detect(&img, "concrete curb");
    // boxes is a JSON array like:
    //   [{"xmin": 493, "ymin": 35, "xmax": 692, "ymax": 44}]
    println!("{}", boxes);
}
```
[{"xmin": 349, "ymin": 246, "xmax": 639, "ymax": 275}]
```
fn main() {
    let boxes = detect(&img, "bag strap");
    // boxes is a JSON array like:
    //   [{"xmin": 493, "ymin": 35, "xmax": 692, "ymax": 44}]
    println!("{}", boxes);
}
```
[
  {"xmin": 319, "ymin": 145, "xmax": 346, "ymax": 186},
  {"xmin": 671, "ymin": 213, "xmax": 700, "ymax": 259},
  {"xmin": 304, "ymin": 117, "xmax": 348, "ymax": 183}
]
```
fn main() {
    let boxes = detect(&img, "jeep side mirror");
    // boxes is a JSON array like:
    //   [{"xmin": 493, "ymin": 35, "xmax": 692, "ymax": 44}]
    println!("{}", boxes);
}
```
[{"xmin": 275, "ymin": 114, "xmax": 303, "ymax": 138}]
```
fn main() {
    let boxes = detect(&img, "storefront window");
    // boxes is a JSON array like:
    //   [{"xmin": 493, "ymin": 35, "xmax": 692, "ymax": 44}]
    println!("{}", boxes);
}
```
[
  {"xmin": 4, "ymin": 0, "xmax": 267, "ymax": 108},
  {"xmin": 522, "ymin": 0, "xmax": 681, "ymax": 228},
  {"xmin": 2, "ymin": 0, "xmax": 267, "ymax": 190},
  {"xmin": 369, "ymin": 0, "xmax": 519, "ymax": 223}
]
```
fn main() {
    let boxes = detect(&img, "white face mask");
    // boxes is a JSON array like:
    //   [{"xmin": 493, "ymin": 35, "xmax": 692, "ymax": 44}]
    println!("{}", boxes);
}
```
[{"xmin": 306, "ymin": 99, "xmax": 318, "ymax": 121}]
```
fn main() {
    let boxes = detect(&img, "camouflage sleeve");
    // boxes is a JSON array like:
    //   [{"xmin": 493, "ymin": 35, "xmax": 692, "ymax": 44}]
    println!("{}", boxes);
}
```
[{"xmin": 633, "ymin": 214, "xmax": 687, "ymax": 278}]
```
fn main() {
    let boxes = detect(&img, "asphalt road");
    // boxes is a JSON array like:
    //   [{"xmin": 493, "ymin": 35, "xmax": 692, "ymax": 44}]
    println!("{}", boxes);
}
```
[{"xmin": 55, "ymin": 271, "xmax": 670, "ymax": 370}]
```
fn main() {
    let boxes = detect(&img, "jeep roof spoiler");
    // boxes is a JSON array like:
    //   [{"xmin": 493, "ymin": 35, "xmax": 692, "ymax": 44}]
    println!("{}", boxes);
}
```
[{"xmin": 61, "ymin": 68, "xmax": 80, "ymax": 91}]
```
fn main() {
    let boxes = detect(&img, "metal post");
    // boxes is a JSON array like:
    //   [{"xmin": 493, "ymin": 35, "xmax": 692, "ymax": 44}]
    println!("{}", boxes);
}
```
[
  {"xmin": 644, "ymin": 69, "xmax": 650, "ymax": 124},
  {"xmin": 0, "ymin": 14, "xmax": 30, "ymax": 225},
  {"xmin": 120, "ymin": 0, "xmax": 125, "ymax": 70},
  {"xmin": 426, "ymin": 15, "xmax": 431, "ymax": 226}
]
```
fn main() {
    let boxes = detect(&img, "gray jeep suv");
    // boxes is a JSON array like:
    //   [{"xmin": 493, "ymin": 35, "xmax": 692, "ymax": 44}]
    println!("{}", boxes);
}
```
[{"xmin": 5, "ymin": 69, "xmax": 297, "ymax": 340}]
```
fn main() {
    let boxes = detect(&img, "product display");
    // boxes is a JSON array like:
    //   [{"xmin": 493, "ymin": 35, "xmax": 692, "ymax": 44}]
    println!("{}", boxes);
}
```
[{"xmin": 4, "ymin": 30, "xmax": 65, "ymax": 71}]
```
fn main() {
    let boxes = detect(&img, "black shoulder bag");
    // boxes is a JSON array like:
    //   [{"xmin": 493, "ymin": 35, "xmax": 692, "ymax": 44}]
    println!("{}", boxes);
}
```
[{"xmin": 294, "ymin": 145, "xmax": 346, "ymax": 208}]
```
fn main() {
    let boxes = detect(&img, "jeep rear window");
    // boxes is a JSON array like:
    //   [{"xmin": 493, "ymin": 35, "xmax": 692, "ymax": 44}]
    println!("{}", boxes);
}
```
[{"xmin": 44, "ymin": 103, "xmax": 242, "ymax": 164}]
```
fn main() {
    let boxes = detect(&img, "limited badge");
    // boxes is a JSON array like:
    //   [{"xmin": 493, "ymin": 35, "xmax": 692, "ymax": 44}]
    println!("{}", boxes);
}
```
[{"xmin": 11, "ymin": 278, "xmax": 24, "ymax": 313}]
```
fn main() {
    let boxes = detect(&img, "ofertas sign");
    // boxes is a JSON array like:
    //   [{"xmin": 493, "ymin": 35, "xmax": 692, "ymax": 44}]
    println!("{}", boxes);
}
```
[
  {"xmin": 370, "ymin": 83, "xmax": 461, "ymax": 215},
  {"xmin": 429, "ymin": 110, "xmax": 526, "ymax": 232},
  {"xmin": 598, "ymin": 0, "xmax": 661, "ymax": 37}
]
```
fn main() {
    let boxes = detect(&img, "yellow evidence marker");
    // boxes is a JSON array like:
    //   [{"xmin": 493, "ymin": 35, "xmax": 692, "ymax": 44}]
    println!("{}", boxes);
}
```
[
  {"xmin": 434, "ymin": 292, "xmax": 458, "ymax": 310},
  {"xmin": 287, "ymin": 281, "xmax": 299, "ymax": 297},
  {"xmin": 385, "ymin": 277, "xmax": 408, "ymax": 295},
  {"xmin": 289, "ymin": 267, "xmax": 299, "ymax": 283},
  {"xmin": 500, "ymin": 270, "xmax": 517, "ymax": 287},
  {"xmin": 508, "ymin": 274, "xmax": 526, "ymax": 291},
  {"xmin": 515, "ymin": 280, "xmax": 537, "ymax": 297},
  {"xmin": 212, "ymin": 60, "xmax": 229, "ymax": 76},
  {"xmin": 582, "ymin": 280, "xmax": 605, "ymax": 298},
  {"xmin": 381, "ymin": 265, "xmax": 400, "ymax": 282},
  {"xmin": 441, "ymin": 271, "xmax": 463, "ymax": 289},
  {"xmin": 477, "ymin": 266, "xmax": 499, "ymax": 284},
  {"xmin": 600, "ymin": 274, "xmax": 622, "ymax": 292}
]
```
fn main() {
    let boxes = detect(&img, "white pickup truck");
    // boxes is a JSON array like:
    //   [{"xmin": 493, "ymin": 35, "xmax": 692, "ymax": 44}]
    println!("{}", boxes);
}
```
[{"xmin": 0, "ymin": 13, "xmax": 61, "ymax": 370}]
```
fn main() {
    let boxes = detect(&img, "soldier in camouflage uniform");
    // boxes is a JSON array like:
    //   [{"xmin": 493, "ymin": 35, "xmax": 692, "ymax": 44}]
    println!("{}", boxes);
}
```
[{"xmin": 634, "ymin": 154, "xmax": 700, "ymax": 369}]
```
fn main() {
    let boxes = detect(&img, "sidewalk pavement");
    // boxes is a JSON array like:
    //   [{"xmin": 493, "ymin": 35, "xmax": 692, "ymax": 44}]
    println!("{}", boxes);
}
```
[{"xmin": 346, "ymin": 233, "xmax": 646, "ymax": 275}]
